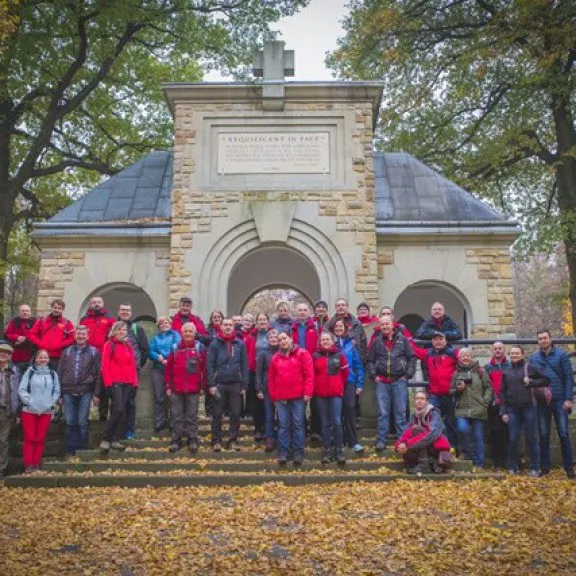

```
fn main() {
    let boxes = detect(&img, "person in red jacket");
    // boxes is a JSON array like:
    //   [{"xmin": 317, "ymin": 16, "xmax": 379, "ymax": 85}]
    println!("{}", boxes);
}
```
[
  {"xmin": 4, "ymin": 304, "xmax": 38, "ymax": 374},
  {"xmin": 79, "ymin": 296, "xmax": 115, "ymax": 352},
  {"xmin": 241, "ymin": 313, "xmax": 257, "ymax": 422},
  {"xmin": 165, "ymin": 322, "xmax": 206, "ymax": 454},
  {"xmin": 268, "ymin": 332, "xmax": 314, "ymax": 466},
  {"xmin": 28, "ymin": 299, "xmax": 75, "ymax": 369},
  {"xmin": 98, "ymin": 321, "xmax": 138, "ymax": 453},
  {"xmin": 171, "ymin": 297, "xmax": 208, "ymax": 341},
  {"xmin": 394, "ymin": 389, "xmax": 454, "ymax": 474},
  {"xmin": 413, "ymin": 332, "xmax": 459, "ymax": 448},
  {"xmin": 356, "ymin": 302, "xmax": 378, "ymax": 326},
  {"xmin": 313, "ymin": 332, "xmax": 350, "ymax": 465},
  {"xmin": 368, "ymin": 306, "xmax": 413, "ymax": 349}
]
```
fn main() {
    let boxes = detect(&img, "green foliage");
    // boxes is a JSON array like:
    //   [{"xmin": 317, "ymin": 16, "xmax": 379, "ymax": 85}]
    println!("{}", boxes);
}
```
[{"xmin": 328, "ymin": 0, "xmax": 576, "ymax": 257}]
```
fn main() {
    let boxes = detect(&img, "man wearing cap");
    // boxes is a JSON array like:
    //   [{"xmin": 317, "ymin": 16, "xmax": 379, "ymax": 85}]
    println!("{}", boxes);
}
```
[
  {"xmin": 0, "ymin": 343, "xmax": 20, "ymax": 478},
  {"xmin": 413, "ymin": 331, "xmax": 459, "ymax": 448}
]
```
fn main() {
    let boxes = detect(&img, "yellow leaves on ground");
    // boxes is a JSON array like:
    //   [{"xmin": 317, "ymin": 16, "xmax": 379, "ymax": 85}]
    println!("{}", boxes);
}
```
[{"xmin": 0, "ymin": 476, "xmax": 575, "ymax": 575}]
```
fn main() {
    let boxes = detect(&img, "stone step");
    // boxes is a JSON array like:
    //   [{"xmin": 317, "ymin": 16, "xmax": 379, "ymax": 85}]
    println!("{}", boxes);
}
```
[
  {"xmin": 41, "ymin": 459, "xmax": 474, "ymax": 473},
  {"xmin": 75, "ymin": 448, "xmax": 396, "ymax": 461},
  {"xmin": 4, "ymin": 472, "xmax": 503, "ymax": 488}
]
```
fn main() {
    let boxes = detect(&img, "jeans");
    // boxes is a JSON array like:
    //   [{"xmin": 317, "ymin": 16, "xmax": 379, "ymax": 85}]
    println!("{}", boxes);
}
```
[
  {"xmin": 170, "ymin": 393, "xmax": 199, "ymax": 444},
  {"xmin": 276, "ymin": 399, "xmax": 306, "ymax": 459},
  {"xmin": 342, "ymin": 382, "xmax": 358, "ymax": 447},
  {"xmin": 211, "ymin": 383, "xmax": 242, "ymax": 444},
  {"xmin": 429, "ymin": 394, "xmax": 457, "ymax": 448},
  {"xmin": 456, "ymin": 417, "xmax": 485, "ymax": 467},
  {"xmin": 63, "ymin": 392, "xmax": 93, "ymax": 454},
  {"xmin": 103, "ymin": 384, "xmax": 132, "ymax": 442},
  {"xmin": 125, "ymin": 387, "xmax": 137, "ymax": 436},
  {"xmin": 376, "ymin": 380, "xmax": 408, "ymax": 444},
  {"xmin": 538, "ymin": 400, "xmax": 574, "ymax": 473},
  {"xmin": 21, "ymin": 411, "xmax": 52, "ymax": 468},
  {"xmin": 151, "ymin": 368, "xmax": 168, "ymax": 430},
  {"xmin": 507, "ymin": 405, "xmax": 539, "ymax": 472},
  {"xmin": 316, "ymin": 396, "xmax": 344, "ymax": 455},
  {"xmin": 263, "ymin": 393, "xmax": 276, "ymax": 440}
]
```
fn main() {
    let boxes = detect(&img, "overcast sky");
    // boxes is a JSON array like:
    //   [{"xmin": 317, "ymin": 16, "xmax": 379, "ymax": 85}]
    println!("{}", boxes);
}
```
[{"xmin": 205, "ymin": 0, "xmax": 349, "ymax": 81}]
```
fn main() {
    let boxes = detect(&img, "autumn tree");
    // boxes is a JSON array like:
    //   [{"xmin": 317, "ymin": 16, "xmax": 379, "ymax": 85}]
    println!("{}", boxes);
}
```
[
  {"xmin": 0, "ymin": 0, "xmax": 309, "ymax": 328},
  {"xmin": 328, "ymin": 0, "xmax": 576, "ymax": 325}
]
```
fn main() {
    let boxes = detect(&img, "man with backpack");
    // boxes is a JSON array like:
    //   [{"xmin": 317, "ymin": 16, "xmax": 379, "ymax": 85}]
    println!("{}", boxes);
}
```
[
  {"xmin": 4, "ymin": 304, "xmax": 39, "ymax": 375},
  {"xmin": 57, "ymin": 325, "xmax": 101, "ymax": 457},
  {"xmin": 117, "ymin": 303, "xmax": 149, "ymax": 440}
]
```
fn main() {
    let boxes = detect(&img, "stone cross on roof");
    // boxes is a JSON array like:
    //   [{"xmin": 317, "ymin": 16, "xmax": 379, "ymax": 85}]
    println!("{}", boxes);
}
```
[{"xmin": 253, "ymin": 40, "xmax": 295, "ymax": 81}]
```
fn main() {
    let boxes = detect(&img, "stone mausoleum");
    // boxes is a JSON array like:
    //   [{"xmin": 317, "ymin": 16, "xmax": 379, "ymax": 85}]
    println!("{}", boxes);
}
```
[{"xmin": 32, "ymin": 42, "xmax": 519, "ymax": 341}]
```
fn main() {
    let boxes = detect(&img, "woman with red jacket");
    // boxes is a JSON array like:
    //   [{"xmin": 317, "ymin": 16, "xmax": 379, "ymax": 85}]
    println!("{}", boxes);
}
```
[
  {"xmin": 165, "ymin": 322, "xmax": 206, "ymax": 454},
  {"xmin": 313, "ymin": 332, "xmax": 350, "ymax": 465},
  {"xmin": 98, "ymin": 321, "xmax": 138, "ymax": 453},
  {"xmin": 268, "ymin": 332, "xmax": 314, "ymax": 466}
]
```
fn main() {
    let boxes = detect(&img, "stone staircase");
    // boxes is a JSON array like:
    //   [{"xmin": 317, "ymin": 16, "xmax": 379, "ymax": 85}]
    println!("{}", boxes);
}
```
[{"xmin": 5, "ymin": 418, "xmax": 503, "ymax": 488}]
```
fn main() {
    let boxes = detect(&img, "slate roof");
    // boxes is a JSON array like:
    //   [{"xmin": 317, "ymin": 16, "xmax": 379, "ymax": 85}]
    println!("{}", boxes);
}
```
[
  {"xmin": 44, "ymin": 149, "xmax": 513, "ymax": 228},
  {"xmin": 374, "ymin": 152, "xmax": 507, "ymax": 223}
]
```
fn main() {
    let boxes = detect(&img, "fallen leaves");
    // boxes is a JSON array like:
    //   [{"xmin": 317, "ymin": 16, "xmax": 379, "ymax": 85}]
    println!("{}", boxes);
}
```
[{"xmin": 0, "ymin": 475, "xmax": 574, "ymax": 574}]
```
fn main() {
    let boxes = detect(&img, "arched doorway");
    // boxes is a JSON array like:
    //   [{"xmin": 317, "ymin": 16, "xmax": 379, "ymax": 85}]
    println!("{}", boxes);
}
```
[
  {"xmin": 227, "ymin": 246, "xmax": 320, "ymax": 315},
  {"xmin": 394, "ymin": 281, "xmax": 471, "ymax": 337},
  {"xmin": 242, "ymin": 286, "xmax": 313, "ymax": 317},
  {"xmin": 80, "ymin": 282, "xmax": 158, "ymax": 335}
]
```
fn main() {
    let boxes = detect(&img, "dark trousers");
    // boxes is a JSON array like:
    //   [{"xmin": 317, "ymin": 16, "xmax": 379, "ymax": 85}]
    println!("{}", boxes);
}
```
[
  {"xmin": 151, "ymin": 368, "xmax": 168, "ymax": 430},
  {"xmin": 253, "ymin": 395, "xmax": 265, "ymax": 437},
  {"xmin": 0, "ymin": 407, "xmax": 12, "ymax": 475},
  {"xmin": 103, "ymin": 384, "xmax": 132, "ymax": 442},
  {"xmin": 430, "ymin": 394, "xmax": 458, "ymax": 449},
  {"xmin": 170, "ymin": 393, "xmax": 199, "ymax": 444},
  {"xmin": 487, "ymin": 404, "xmax": 508, "ymax": 468},
  {"xmin": 244, "ymin": 372, "xmax": 255, "ymax": 418},
  {"xmin": 310, "ymin": 397, "xmax": 321, "ymax": 436},
  {"xmin": 125, "ymin": 387, "xmax": 137, "ymax": 436},
  {"xmin": 211, "ymin": 383, "xmax": 242, "ymax": 444},
  {"xmin": 204, "ymin": 393, "xmax": 215, "ymax": 418},
  {"xmin": 342, "ymin": 382, "xmax": 358, "ymax": 447},
  {"xmin": 99, "ymin": 394, "xmax": 110, "ymax": 420}
]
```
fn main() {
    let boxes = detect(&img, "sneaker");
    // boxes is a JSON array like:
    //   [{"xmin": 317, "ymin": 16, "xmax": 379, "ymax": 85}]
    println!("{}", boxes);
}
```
[
  {"xmin": 265, "ymin": 439, "xmax": 276, "ymax": 453},
  {"xmin": 352, "ymin": 444, "xmax": 364, "ymax": 453},
  {"xmin": 124, "ymin": 432, "xmax": 136, "ymax": 441},
  {"xmin": 375, "ymin": 442, "xmax": 385, "ymax": 453},
  {"xmin": 111, "ymin": 441, "xmax": 126, "ymax": 451},
  {"xmin": 168, "ymin": 442, "xmax": 181, "ymax": 453},
  {"xmin": 99, "ymin": 440, "xmax": 110, "ymax": 453},
  {"xmin": 188, "ymin": 441, "xmax": 199, "ymax": 454},
  {"xmin": 213, "ymin": 443, "xmax": 222, "ymax": 453},
  {"xmin": 227, "ymin": 441, "xmax": 241, "ymax": 452},
  {"xmin": 528, "ymin": 469, "xmax": 539, "ymax": 477}
]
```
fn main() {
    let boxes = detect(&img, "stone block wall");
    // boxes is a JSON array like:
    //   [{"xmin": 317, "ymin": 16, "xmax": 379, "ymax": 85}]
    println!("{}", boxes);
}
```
[{"xmin": 169, "ymin": 100, "xmax": 380, "ymax": 313}]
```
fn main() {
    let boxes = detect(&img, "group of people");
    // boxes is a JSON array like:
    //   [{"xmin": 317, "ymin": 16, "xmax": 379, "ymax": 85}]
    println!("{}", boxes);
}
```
[{"xmin": 0, "ymin": 294, "xmax": 574, "ymax": 477}]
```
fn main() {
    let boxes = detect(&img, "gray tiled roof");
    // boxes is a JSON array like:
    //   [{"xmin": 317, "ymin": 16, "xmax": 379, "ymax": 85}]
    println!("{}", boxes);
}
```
[
  {"xmin": 49, "ymin": 150, "xmax": 172, "ymax": 222},
  {"xmin": 47, "ymin": 149, "xmax": 508, "ymax": 225},
  {"xmin": 374, "ymin": 152, "xmax": 506, "ymax": 222}
]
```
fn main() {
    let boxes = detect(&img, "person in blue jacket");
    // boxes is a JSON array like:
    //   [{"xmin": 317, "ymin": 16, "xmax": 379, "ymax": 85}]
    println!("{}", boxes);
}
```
[
  {"xmin": 330, "ymin": 318, "xmax": 365, "ymax": 453},
  {"xmin": 529, "ymin": 329, "xmax": 574, "ymax": 478},
  {"xmin": 148, "ymin": 317, "xmax": 181, "ymax": 433}
]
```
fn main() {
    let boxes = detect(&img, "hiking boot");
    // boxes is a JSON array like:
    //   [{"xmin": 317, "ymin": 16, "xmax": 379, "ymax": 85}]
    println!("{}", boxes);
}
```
[
  {"xmin": 528, "ymin": 469, "xmax": 539, "ymax": 477},
  {"xmin": 213, "ymin": 443, "xmax": 222, "ymax": 453},
  {"xmin": 508, "ymin": 469, "xmax": 518, "ymax": 475},
  {"xmin": 99, "ymin": 440, "xmax": 110, "ymax": 453},
  {"xmin": 188, "ymin": 441, "xmax": 199, "ymax": 454},
  {"xmin": 336, "ymin": 453, "xmax": 346, "ymax": 466},
  {"xmin": 254, "ymin": 433, "xmax": 265, "ymax": 442},
  {"xmin": 293, "ymin": 456, "xmax": 303, "ymax": 467},
  {"xmin": 111, "ymin": 442, "xmax": 126, "ymax": 451},
  {"xmin": 168, "ymin": 442, "xmax": 181, "ymax": 453},
  {"xmin": 265, "ymin": 439, "xmax": 276, "ymax": 453},
  {"xmin": 227, "ymin": 440, "xmax": 240, "ymax": 452},
  {"xmin": 567, "ymin": 469, "xmax": 575, "ymax": 479},
  {"xmin": 278, "ymin": 456, "xmax": 287, "ymax": 466},
  {"xmin": 407, "ymin": 463, "xmax": 428, "ymax": 475},
  {"xmin": 375, "ymin": 442, "xmax": 385, "ymax": 453},
  {"xmin": 321, "ymin": 452, "xmax": 331, "ymax": 465},
  {"xmin": 539, "ymin": 469, "xmax": 550, "ymax": 477}
]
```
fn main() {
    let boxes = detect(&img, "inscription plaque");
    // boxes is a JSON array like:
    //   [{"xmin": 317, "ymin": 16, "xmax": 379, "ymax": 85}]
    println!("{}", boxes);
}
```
[{"xmin": 217, "ymin": 132, "xmax": 330, "ymax": 174}]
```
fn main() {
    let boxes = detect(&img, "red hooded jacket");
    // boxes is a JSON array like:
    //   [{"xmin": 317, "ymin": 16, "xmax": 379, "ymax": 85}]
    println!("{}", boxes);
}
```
[
  {"xmin": 28, "ymin": 315, "xmax": 75, "ymax": 359},
  {"xmin": 101, "ymin": 337, "xmax": 138, "ymax": 388},
  {"xmin": 358, "ymin": 315, "xmax": 379, "ymax": 326},
  {"xmin": 313, "ymin": 347, "xmax": 349, "ymax": 397},
  {"xmin": 291, "ymin": 318, "xmax": 319, "ymax": 355},
  {"xmin": 165, "ymin": 339, "xmax": 206, "ymax": 394},
  {"xmin": 268, "ymin": 346, "xmax": 314, "ymax": 403},
  {"xmin": 171, "ymin": 312, "xmax": 208, "ymax": 336},
  {"xmin": 4, "ymin": 317, "xmax": 39, "ymax": 363},
  {"xmin": 80, "ymin": 309, "xmax": 115, "ymax": 352},
  {"xmin": 242, "ymin": 328, "xmax": 258, "ymax": 372},
  {"xmin": 413, "ymin": 344, "xmax": 459, "ymax": 396},
  {"xmin": 484, "ymin": 357, "xmax": 511, "ymax": 404}
]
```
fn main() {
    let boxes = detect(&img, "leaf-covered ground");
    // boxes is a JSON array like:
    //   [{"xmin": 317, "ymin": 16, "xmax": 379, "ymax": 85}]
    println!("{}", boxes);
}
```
[{"xmin": 0, "ymin": 475, "xmax": 574, "ymax": 575}]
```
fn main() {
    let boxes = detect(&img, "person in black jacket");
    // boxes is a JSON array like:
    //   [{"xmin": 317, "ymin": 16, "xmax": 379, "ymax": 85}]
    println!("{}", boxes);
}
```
[
  {"xmin": 500, "ymin": 345, "xmax": 550, "ymax": 476},
  {"xmin": 416, "ymin": 302, "xmax": 463, "ymax": 344},
  {"xmin": 255, "ymin": 329, "xmax": 280, "ymax": 452},
  {"xmin": 207, "ymin": 317, "xmax": 248, "ymax": 452}
]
